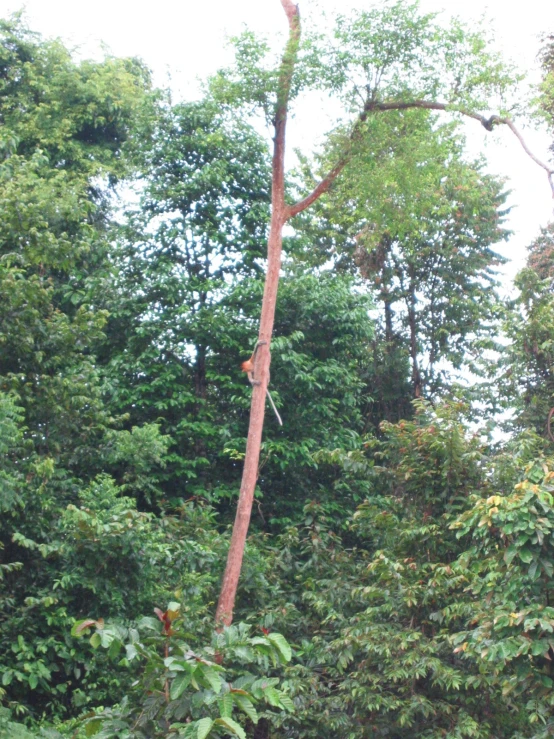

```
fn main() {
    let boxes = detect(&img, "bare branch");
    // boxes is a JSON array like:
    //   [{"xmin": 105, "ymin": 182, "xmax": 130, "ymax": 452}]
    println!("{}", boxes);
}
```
[
  {"xmin": 287, "ymin": 99, "xmax": 554, "ymax": 221},
  {"xmin": 503, "ymin": 119, "xmax": 554, "ymax": 198},
  {"xmin": 286, "ymin": 159, "xmax": 347, "ymax": 218},
  {"xmin": 215, "ymin": 1, "xmax": 553, "ymax": 628}
]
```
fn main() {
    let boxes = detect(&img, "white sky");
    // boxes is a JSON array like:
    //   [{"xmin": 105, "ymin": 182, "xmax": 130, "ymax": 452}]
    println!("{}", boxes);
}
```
[{"xmin": 2, "ymin": 0, "xmax": 554, "ymax": 282}]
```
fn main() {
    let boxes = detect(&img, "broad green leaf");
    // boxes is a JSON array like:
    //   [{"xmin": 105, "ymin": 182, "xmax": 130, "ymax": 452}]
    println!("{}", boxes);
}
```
[
  {"xmin": 267, "ymin": 633, "xmax": 292, "ymax": 662},
  {"xmin": 171, "ymin": 673, "xmax": 191, "ymax": 700},
  {"xmin": 108, "ymin": 638, "xmax": 123, "ymax": 660},
  {"xmin": 263, "ymin": 686, "xmax": 282, "ymax": 707},
  {"xmin": 200, "ymin": 664, "xmax": 223, "ymax": 693},
  {"xmin": 518, "ymin": 548, "xmax": 534, "ymax": 564},
  {"xmin": 504, "ymin": 545, "xmax": 518, "ymax": 565},
  {"xmin": 218, "ymin": 693, "xmax": 234, "ymax": 717},
  {"xmin": 278, "ymin": 692, "xmax": 295, "ymax": 712},
  {"xmin": 214, "ymin": 717, "xmax": 246, "ymax": 739},
  {"xmin": 197, "ymin": 717, "xmax": 213, "ymax": 739},
  {"xmin": 232, "ymin": 693, "xmax": 258, "ymax": 723},
  {"xmin": 125, "ymin": 643, "xmax": 138, "ymax": 661}
]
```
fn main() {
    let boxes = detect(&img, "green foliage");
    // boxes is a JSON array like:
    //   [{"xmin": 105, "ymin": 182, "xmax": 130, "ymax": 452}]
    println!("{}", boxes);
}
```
[
  {"xmin": 2, "ymin": 5, "xmax": 551, "ymax": 738},
  {"xmin": 261, "ymin": 407, "xmax": 529, "ymax": 737},
  {"xmin": 326, "ymin": 1, "xmax": 515, "ymax": 109},
  {"xmin": 539, "ymin": 34, "xmax": 554, "ymax": 145},
  {"xmin": 503, "ymin": 225, "xmax": 554, "ymax": 436},
  {"xmin": 0, "ymin": 14, "xmax": 151, "ymax": 178},
  {"xmin": 0, "ymin": 14, "xmax": 152, "ymax": 475},
  {"xmin": 104, "ymin": 425, "xmax": 171, "ymax": 502},
  {"xmin": 0, "ymin": 707, "xmax": 57, "ymax": 738},
  {"xmin": 375, "ymin": 400, "xmax": 485, "ymax": 511},
  {"xmin": 222, "ymin": 270, "xmax": 374, "ymax": 523},
  {"xmin": 0, "ymin": 16, "xmax": 162, "ymax": 723},
  {"xmin": 210, "ymin": 0, "xmax": 517, "ymax": 122},
  {"xmin": 99, "ymin": 99, "xmax": 271, "ymax": 503},
  {"xmin": 70, "ymin": 614, "xmax": 292, "ymax": 738},
  {"xmin": 1, "ymin": 472, "xmax": 167, "ymax": 717},
  {"xmin": 450, "ymin": 448, "xmax": 554, "ymax": 736},
  {"xmin": 99, "ymin": 93, "xmax": 375, "ymax": 517},
  {"xmin": 296, "ymin": 110, "xmax": 509, "ymax": 410},
  {"xmin": 0, "ymin": 391, "xmax": 25, "ymax": 514}
]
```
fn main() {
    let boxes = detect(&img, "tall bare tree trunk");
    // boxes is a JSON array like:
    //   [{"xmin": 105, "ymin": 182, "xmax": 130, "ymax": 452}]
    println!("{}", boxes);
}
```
[
  {"xmin": 215, "ymin": 0, "xmax": 300, "ymax": 627},
  {"xmin": 213, "ymin": 0, "xmax": 551, "ymax": 628}
]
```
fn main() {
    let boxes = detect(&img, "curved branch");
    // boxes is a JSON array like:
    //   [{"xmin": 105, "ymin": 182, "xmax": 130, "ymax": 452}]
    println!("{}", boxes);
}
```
[
  {"xmin": 286, "ymin": 99, "xmax": 554, "ymax": 220},
  {"xmin": 502, "ymin": 119, "xmax": 554, "ymax": 198},
  {"xmin": 286, "ymin": 159, "xmax": 347, "ymax": 218}
]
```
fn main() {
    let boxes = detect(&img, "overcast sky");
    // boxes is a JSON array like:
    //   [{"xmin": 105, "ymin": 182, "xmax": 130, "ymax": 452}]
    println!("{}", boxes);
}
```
[{"xmin": 2, "ymin": 0, "xmax": 554, "ymax": 279}]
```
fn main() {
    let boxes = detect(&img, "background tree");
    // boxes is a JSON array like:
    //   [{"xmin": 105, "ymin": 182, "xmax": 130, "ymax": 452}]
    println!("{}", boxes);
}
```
[
  {"xmin": 99, "ymin": 100, "xmax": 272, "ymax": 505},
  {"xmin": 223, "ymin": 269, "xmax": 374, "ymax": 525},
  {"xmin": 539, "ymin": 33, "xmax": 554, "ymax": 147},
  {"xmin": 502, "ymin": 226, "xmax": 554, "ymax": 437},
  {"xmin": 99, "ymin": 99, "xmax": 375, "ymax": 524},
  {"xmin": 501, "ymin": 31, "xmax": 554, "ymax": 438},
  {"xmin": 296, "ymin": 111, "xmax": 509, "ymax": 418},
  {"xmin": 0, "ymin": 17, "xmax": 170, "ymax": 721}
]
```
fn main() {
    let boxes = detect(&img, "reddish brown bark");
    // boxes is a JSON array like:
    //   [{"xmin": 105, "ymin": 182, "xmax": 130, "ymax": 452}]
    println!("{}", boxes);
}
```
[
  {"xmin": 215, "ymin": 0, "xmax": 300, "ymax": 627},
  {"xmin": 214, "ymin": 0, "xmax": 553, "ymax": 628}
]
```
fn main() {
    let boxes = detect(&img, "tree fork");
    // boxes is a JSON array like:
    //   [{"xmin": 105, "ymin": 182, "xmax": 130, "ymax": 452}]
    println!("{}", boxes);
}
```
[
  {"xmin": 215, "ymin": 0, "xmax": 300, "ymax": 627},
  {"xmin": 215, "ymin": 0, "xmax": 554, "ymax": 628}
]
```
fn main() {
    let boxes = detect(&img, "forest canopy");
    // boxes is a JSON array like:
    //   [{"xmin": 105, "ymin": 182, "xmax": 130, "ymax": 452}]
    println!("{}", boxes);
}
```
[{"xmin": 1, "ymin": 4, "xmax": 554, "ymax": 738}]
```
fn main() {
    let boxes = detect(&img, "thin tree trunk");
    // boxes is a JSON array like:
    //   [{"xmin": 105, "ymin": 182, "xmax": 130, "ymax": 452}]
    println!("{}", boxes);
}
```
[
  {"xmin": 407, "ymin": 280, "xmax": 422, "ymax": 399},
  {"xmin": 213, "ymin": 0, "xmax": 552, "ymax": 628},
  {"xmin": 215, "ymin": 0, "xmax": 300, "ymax": 627},
  {"xmin": 383, "ymin": 294, "xmax": 393, "ymax": 343}
]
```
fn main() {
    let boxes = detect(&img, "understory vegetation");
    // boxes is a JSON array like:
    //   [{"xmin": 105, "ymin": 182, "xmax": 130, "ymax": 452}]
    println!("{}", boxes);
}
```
[{"xmin": 2, "ymin": 4, "xmax": 554, "ymax": 737}]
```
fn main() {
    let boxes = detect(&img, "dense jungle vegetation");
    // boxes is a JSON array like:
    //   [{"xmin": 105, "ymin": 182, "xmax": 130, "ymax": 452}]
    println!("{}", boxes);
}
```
[{"xmin": 2, "ymin": 2, "xmax": 554, "ymax": 736}]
